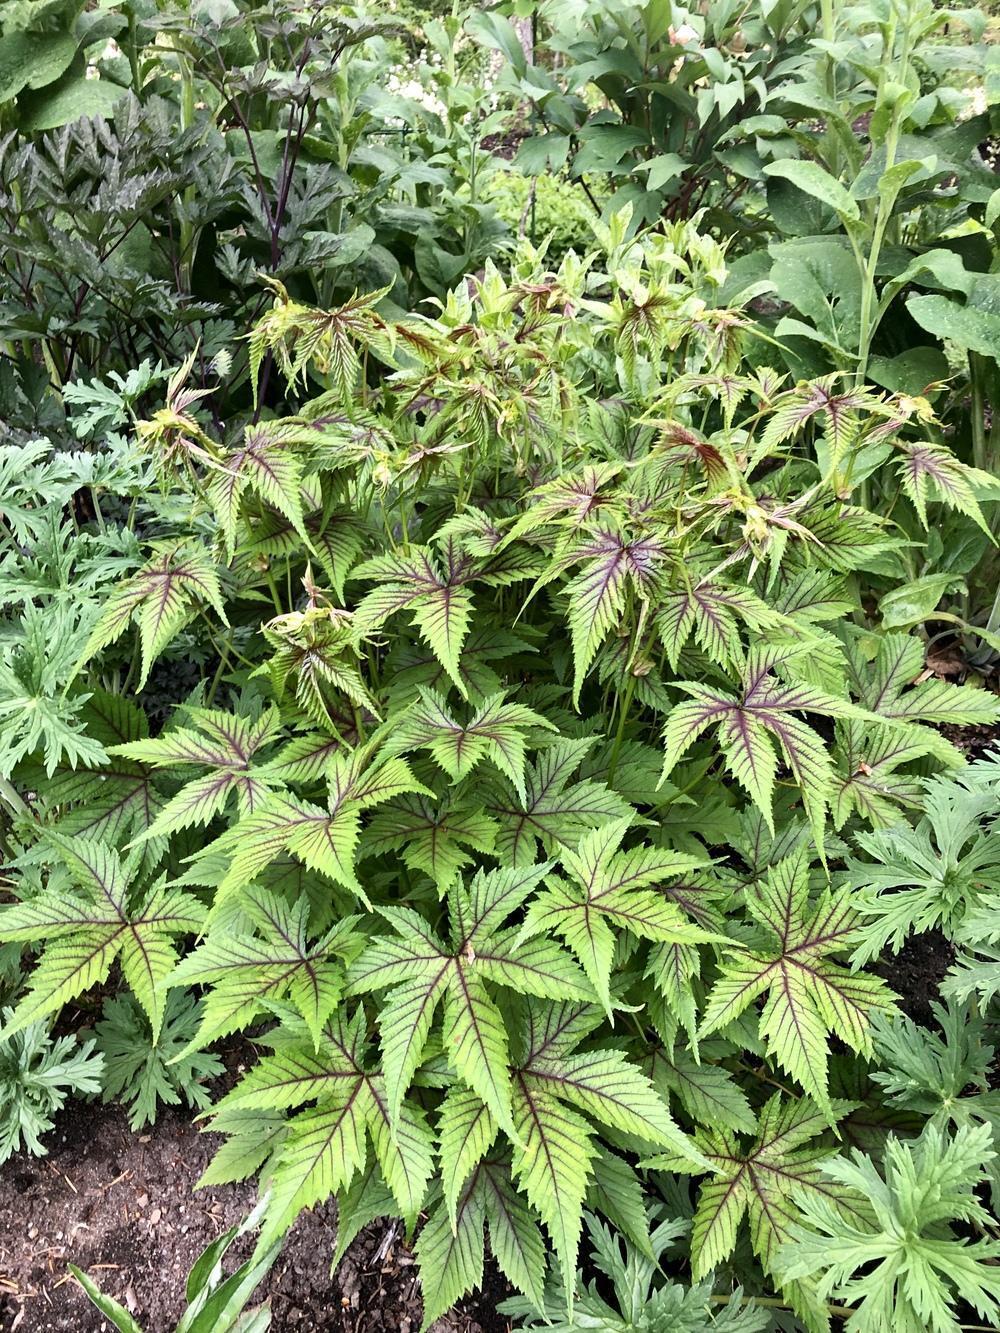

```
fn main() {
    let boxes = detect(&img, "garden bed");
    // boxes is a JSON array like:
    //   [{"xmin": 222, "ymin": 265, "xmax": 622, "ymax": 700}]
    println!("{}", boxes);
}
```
[{"xmin": 0, "ymin": 1095, "xmax": 502, "ymax": 1333}]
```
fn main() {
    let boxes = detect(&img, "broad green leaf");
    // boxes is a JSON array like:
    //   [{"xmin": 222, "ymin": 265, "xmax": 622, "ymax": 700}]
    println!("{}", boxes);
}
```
[
  {"xmin": 907, "ymin": 295, "xmax": 1000, "ymax": 358},
  {"xmin": 763, "ymin": 160, "xmax": 860, "ymax": 221},
  {"xmin": 879, "ymin": 574, "xmax": 961, "ymax": 629}
]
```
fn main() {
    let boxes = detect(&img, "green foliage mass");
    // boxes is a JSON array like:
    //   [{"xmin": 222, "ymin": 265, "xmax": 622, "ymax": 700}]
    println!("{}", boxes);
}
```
[
  {"xmin": 1, "ymin": 1, "xmax": 1000, "ymax": 1331},
  {"xmin": 0, "ymin": 1009, "xmax": 104, "ymax": 1162}
]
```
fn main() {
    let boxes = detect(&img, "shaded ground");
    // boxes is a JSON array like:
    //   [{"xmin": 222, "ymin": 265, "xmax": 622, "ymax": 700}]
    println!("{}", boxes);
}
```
[
  {"xmin": 875, "ymin": 929, "xmax": 955, "ymax": 1027},
  {"xmin": 0, "ymin": 1099, "xmax": 500, "ymax": 1333}
]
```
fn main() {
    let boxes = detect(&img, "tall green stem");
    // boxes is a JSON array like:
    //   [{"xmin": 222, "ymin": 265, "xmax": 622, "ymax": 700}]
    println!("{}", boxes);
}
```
[
  {"xmin": 855, "ymin": 6, "xmax": 913, "ymax": 390},
  {"xmin": 177, "ymin": 54, "xmax": 197, "ymax": 292}
]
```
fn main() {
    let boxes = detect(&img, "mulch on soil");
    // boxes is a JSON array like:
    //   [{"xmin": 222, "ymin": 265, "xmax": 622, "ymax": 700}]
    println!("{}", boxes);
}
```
[{"xmin": 0, "ymin": 1099, "xmax": 498, "ymax": 1333}]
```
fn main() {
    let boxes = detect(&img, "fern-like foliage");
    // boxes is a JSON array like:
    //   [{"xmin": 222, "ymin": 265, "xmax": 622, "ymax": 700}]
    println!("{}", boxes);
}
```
[
  {"xmin": 0, "ymin": 1009, "xmax": 104, "ymax": 1161},
  {"xmin": 501, "ymin": 1209, "xmax": 769, "ymax": 1331},
  {"xmin": 869, "ymin": 1000, "xmax": 1000, "ymax": 1202},
  {"xmin": 848, "ymin": 766, "xmax": 1000, "ymax": 964},
  {"xmin": 92, "ymin": 990, "xmax": 224, "ymax": 1131},
  {"xmin": 775, "ymin": 1125, "xmax": 1000, "ymax": 1333}
]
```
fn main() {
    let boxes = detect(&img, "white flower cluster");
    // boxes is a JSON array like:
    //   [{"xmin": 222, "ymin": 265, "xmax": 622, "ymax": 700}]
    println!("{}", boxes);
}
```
[{"xmin": 385, "ymin": 67, "xmax": 448, "ymax": 120}]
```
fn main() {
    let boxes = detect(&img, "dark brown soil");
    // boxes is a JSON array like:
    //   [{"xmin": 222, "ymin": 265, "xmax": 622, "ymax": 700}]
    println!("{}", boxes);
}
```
[
  {"xmin": 479, "ymin": 130, "xmax": 529, "ymax": 162},
  {"xmin": 939, "ymin": 720, "xmax": 1000, "ymax": 760},
  {"xmin": 876, "ymin": 929, "xmax": 955, "ymax": 1027},
  {"xmin": 0, "ymin": 1099, "xmax": 494, "ymax": 1333}
]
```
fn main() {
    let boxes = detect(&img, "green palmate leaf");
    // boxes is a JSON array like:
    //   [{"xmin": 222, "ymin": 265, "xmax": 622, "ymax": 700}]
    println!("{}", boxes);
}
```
[
  {"xmin": 0, "ymin": 834, "xmax": 204, "ymax": 1042},
  {"xmin": 208, "ymin": 420, "xmax": 313, "ymax": 557},
  {"xmin": 660, "ymin": 643, "xmax": 866, "ymax": 849},
  {"xmin": 510, "ymin": 1081, "xmax": 595, "ymax": 1309},
  {"xmin": 657, "ymin": 580, "xmax": 780, "ymax": 672},
  {"xmin": 644, "ymin": 1043, "xmax": 758, "ymax": 1136},
  {"xmin": 112, "ymin": 705, "xmax": 284, "ymax": 841},
  {"xmin": 209, "ymin": 1007, "xmax": 433, "ymax": 1245},
  {"xmin": 534, "ymin": 528, "xmax": 664, "ymax": 708},
  {"xmin": 360, "ymin": 792, "xmax": 500, "ymax": 894},
  {"xmin": 189, "ymin": 741, "xmax": 429, "ymax": 908},
  {"xmin": 352, "ymin": 544, "xmax": 476, "ymax": 694},
  {"xmin": 166, "ymin": 885, "xmax": 359, "ymax": 1053},
  {"xmin": 416, "ymin": 1177, "xmax": 487, "ymax": 1329},
  {"xmin": 831, "ymin": 726, "xmax": 929, "ymax": 831},
  {"xmin": 438, "ymin": 1084, "xmax": 499, "ymax": 1230},
  {"xmin": 483, "ymin": 737, "xmax": 633, "ymax": 867},
  {"xmin": 700, "ymin": 851, "xmax": 894, "ymax": 1114},
  {"xmin": 503, "ymin": 997, "xmax": 706, "ymax": 1308},
  {"xmin": 76, "ymin": 541, "xmax": 227, "ymax": 689},
  {"xmin": 384, "ymin": 688, "xmax": 556, "ymax": 800},
  {"xmin": 238, "ymin": 505, "xmax": 366, "ymax": 605},
  {"xmin": 346, "ymin": 867, "xmax": 592, "ymax": 1137},
  {"xmin": 477, "ymin": 1159, "xmax": 547, "ymax": 1311},
  {"xmin": 843, "ymin": 632, "xmax": 1000, "ymax": 763},
  {"xmin": 263, "ymin": 606, "xmax": 379, "ymax": 730},
  {"xmin": 894, "ymin": 441, "xmax": 996, "ymax": 535},
  {"xmin": 416, "ymin": 1158, "xmax": 546, "ymax": 1331},
  {"xmin": 759, "ymin": 377, "xmax": 875, "ymax": 465},
  {"xmin": 26, "ymin": 690, "xmax": 167, "ymax": 849},
  {"xmin": 644, "ymin": 1094, "xmax": 867, "ymax": 1302},
  {"xmin": 520, "ymin": 818, "xmax": 719, "ymax": 1011}
]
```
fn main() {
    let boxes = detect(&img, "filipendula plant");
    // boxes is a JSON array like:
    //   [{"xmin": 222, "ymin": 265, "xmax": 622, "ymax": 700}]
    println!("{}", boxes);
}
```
[{"xmin": 3, "ymin": 216, "xmax": 999, "ymax": 1330}]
